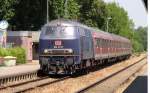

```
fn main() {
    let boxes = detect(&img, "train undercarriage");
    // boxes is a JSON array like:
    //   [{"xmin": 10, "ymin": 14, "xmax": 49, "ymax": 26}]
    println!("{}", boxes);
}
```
[{"xmin": 39, "ymin": 54, "xmax": 131, "ymax": 75}]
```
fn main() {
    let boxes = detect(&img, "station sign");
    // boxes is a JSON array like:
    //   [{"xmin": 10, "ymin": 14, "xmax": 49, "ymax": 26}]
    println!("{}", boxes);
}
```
[{"xmin": 0, "ymin": 20, "xmax": 8, "ymax": 47}]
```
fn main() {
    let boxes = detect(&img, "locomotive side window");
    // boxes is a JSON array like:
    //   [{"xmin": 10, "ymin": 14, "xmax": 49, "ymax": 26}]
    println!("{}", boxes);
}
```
[
  {"xmin": 79, "ymin": 27, "xmax": 85, "ymax": 36},
  {"xmin": 85, "ymin": 29, "xmax": 91, "ymax": 37},
  {"xmin": 45, "ymin": 26, "xmax": 55, "ymax": 35}
]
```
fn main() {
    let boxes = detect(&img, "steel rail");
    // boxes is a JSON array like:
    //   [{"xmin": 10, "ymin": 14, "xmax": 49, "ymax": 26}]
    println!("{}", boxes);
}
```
[
  {"xmin": 76, "ymin": 56, "xmax": 147, "ymax": 93},
  {"xmin": 0, "ymin": 70, "xmax": 38, "ymax": 86},
  {"xmin": 0, "ymin": 76, "xmax": 48, "ymax": 90},
  {"xmin": 0, "ymin": 75, "xmax": 70, "ymax": 93}
]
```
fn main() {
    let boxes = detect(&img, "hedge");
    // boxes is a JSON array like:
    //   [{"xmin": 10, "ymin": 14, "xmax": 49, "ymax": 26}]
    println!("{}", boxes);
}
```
[{"xmin": 0, "ymin": 47, "xmax": 26, "ymax": 64}]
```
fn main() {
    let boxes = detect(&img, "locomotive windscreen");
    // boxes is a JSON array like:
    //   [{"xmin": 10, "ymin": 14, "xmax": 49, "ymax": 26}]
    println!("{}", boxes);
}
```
[{"xmin": 43, "ymin": 26, "xmax": 76, "ymax": 39}]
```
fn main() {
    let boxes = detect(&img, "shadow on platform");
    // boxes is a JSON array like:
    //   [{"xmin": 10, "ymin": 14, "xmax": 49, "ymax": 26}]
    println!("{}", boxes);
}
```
[{"xmin": 123, "ymin": 76, "xmax": 147, "ymax": 93}]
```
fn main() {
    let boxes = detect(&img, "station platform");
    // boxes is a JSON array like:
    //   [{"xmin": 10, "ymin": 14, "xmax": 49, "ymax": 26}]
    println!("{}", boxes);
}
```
[
  {"xmin": 123, "ymin": 71, "xmax": 147, "ymax": 93},
  {"xmin": 0, "ymin": 60, "xmax": 40, "ymax": 78}
]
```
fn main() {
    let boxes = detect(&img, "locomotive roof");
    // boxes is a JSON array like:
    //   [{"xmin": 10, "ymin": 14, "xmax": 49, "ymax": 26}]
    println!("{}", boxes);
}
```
[{"xmin": 45, "ymin": 19, "xmax": 130, "ymax": 43}]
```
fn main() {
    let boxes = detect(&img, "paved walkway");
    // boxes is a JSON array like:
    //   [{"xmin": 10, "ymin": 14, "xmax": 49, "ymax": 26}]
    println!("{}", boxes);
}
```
[
  {"xmin": 123, "ymin": 70, "xmax": 147, "ymax": 93},
  {"xmin": 0, "ymin": 62, "xmax": 40, "ymax": 78}
]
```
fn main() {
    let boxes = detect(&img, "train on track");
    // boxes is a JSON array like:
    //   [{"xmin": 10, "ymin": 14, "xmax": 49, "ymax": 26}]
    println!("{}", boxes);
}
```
[{"xmin": 39, "ymin": 19, "xmax": 132, "ymax": 75}]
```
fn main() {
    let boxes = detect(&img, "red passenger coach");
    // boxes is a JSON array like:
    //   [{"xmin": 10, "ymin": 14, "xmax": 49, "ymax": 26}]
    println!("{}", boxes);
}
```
[{"xmin": 92, "ymin": 29, "xmax": 131, "ymax": 61}]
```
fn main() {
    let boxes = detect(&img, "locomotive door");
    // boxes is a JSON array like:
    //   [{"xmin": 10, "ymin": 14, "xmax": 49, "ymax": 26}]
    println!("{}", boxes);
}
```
[{"xmin": 79, "ymin": 28, "xmax": 93, "ymax": 60}]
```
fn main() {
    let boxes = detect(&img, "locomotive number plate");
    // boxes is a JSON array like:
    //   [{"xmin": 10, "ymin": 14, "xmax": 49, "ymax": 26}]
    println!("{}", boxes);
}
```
[{"xmin": 55, "ymin": 40, "xmax": 62, "ymax": 46}]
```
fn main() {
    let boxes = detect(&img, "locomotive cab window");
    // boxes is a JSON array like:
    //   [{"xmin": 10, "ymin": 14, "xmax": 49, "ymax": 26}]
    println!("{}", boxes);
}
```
[{"xmin": 43, "ymin": 26, "xmax": 76, "ymax": 39}]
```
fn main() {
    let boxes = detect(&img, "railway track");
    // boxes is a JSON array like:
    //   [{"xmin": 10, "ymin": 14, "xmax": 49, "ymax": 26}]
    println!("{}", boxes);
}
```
[
  {"xmin": 0, "ymin": 75, "xmax": 70, "ymax": 93},
  {"xmin": 0, "ymin": 55, "xmax": 146, "ymax": 93},
  {"xmin": 0, "ymin": 70, "xmax": 38, "ymax": 87},
  {"xmin": 76, "ymin": 57, "xmax": 147, "ymax": 93}
]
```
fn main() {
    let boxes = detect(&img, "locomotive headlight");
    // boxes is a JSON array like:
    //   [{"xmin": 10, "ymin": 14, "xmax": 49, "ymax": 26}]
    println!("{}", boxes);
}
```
[
  {"xmin": 68, "ymin": 49, "xmax": 73, "ymax": 53},
  {"xmin": 44, "ymin": 49, "xmax": 48, "ymax": 53}
]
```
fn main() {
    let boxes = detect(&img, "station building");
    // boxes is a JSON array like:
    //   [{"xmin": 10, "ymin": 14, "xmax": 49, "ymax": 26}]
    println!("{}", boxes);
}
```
[{"xmin": 7, "ymin": 31, "xmax": 41, "ymax": 62}]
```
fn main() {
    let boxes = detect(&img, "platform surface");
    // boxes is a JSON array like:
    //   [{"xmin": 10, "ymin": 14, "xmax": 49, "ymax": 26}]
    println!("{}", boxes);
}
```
[
  {"xmin": 0, "ymin": 63, "xmax": 40, "ymax": 78},
  {"xmin": 123, "ymin": 71, "xmax": 147, "ymax": 93}
]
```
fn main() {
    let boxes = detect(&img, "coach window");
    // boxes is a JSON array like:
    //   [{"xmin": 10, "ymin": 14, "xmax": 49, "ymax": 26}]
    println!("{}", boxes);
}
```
[
  {"xmin": 109, "ymin": 40, "xmax": 110, "ymax": 48},
  {"xmin": 103, "ymin": 40, "xmax": 105, "ymax": 48},
  {"xmin": 103, "ymin": 39, "xmax": 105, "ymax": 47},
  {"xmin": 113, "ymin": 41, "xmax": 114, "ymax": 48},
  {"xmin": 106, "ymin": 40, "xmax": 107, "ymax": 47},
  {"xmin": 108, "ymin": 40, "xmax": 109, "ymax": 48},
  {"xmin": 97, "ymin": 39, "xmax": 99, "ymax": 47},
  {"xmin": 111, "ymin": 40, "xmax": 113, "ymax": 48},
  {"xmin": 105, "ymin": 39, "xmax": 106, "ymax": 47},
  {"xmin": 121, "ymin": 42, "xmax": 122, "ymax": 48},
  {"xmin": 102, "ymin": 39, "xmax": 104, "ymax": 48},
  {"xmin": 105, "ymin": 40, "xmax": 106, "ymax": 47},
  {"xmin": 120, "ymin": 42, "xmax": 121, "ymax": 48},
  {"xmin": 112, "ymin": 41, "xmax": 114, "ymax": 48},
  {"xmin": 120, "ymin": 42, "xmax": 122, "ymax": 48},
  {"xmin": 104, "ymin": 39, "xmax": 106, "ymax": 48},
  {"xmin": 110, "ymin": 40, "xmax": 112, "ymax": 48},
  {"xmin": 98, "ymin": 39, "xmax": 100, "ymax": 47},
  {"xmin": 104, "ymin": 39, "xmax": 105, "ymax": 46},
  {"xmin": 95, "ymin": 38, "xmax": 98, "ymax": 47},
  {"xmin": 114, "ymin": 41, "xmax": 115, "ymax": 48},
  {"xmin": 101, "ymin": 39, "xmax": 103, "ymax": 48},
  {"xmin": 111, "ymin": 40, "xmax": 112, "ymax": 48},
  {"xmin": 117, "ymin": 41, "xmax": 118, "ymax": 48}
]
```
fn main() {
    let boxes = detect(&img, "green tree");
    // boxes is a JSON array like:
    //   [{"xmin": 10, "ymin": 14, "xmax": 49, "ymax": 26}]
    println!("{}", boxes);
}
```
[
  {"xmin": 0, "ymin": 0, "xmax": 17, "ymax": 20},
  {"xmin": 9, "ymin": 0, "xmax": 80, "ymax": 30},
  {"xmin": 105, "ymin": 3, "xmax": 134, "ymax": 38},
  {"xmin": 49, "ymin": 0, "xmax": 80, "ymax": 20},
  {"xmin": 135, "ymin": 27, "xmax": 147, "ymax": 51},
  {"xmin": 10, "ymin": 0, "xmax": 45, "ymax": 30},
  {"xmin": 77, "ymin": 0, "xmax": 107, "ymax": 29}
]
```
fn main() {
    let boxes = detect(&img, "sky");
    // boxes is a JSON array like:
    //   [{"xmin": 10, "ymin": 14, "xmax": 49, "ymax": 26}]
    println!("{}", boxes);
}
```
[{"xmin": 103, "ymin": 0, "xmax": 147, "ymax": 28}]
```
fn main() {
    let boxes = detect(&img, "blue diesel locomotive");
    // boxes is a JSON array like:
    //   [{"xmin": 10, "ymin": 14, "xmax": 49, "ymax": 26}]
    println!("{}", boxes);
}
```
[{"xmin": 39, "ymin": 19, "xmax": 131, "ymax": 74}]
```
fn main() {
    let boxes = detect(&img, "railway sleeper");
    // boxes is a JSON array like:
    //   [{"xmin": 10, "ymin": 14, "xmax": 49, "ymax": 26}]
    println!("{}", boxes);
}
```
[{"xmin": 0, "ymin": 72, "xmax": 38, "ymax": 86}]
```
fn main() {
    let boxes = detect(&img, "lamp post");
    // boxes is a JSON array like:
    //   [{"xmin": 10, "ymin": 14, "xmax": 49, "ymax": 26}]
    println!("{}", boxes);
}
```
[
  {"xmin": 64, "ymin": 0, "xmax": 68, "ymax": 18},
  {"xmin": 106, "ymin": 17, "xmax": 112, "ymax": 32},
  {"xmin": 47, "ymin": 0, "xmax": 49, "ymax": 23}
]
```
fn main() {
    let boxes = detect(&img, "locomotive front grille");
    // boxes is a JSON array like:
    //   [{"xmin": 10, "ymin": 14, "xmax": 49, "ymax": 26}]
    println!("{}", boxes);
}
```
[
  {"xmin": 44, "ymin": 49, "xmax": 73, "ymax": 55},
  {"xmin": 53, "ymin": 50, "xmax": 66, "ymax": 54}
]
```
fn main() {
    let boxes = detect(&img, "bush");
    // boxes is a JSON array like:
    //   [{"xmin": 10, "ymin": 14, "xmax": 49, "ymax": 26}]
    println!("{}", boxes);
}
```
[
  {"xmin": 0, "ymin": 47, "xmax": 26, "ymax": 64},
  {"xmin": 0, "ymin": 48, "xmax": 11, "ymax": 57}
]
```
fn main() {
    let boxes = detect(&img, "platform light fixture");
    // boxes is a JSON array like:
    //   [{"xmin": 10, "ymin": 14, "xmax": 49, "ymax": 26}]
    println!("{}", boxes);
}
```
[
  {"xmin": 106, "ymin": 17, "xmax": 112, "ymax": 32},
  {"xmin": 47, "ymin": 0, "xmax": 49, "ymax": 23}
]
